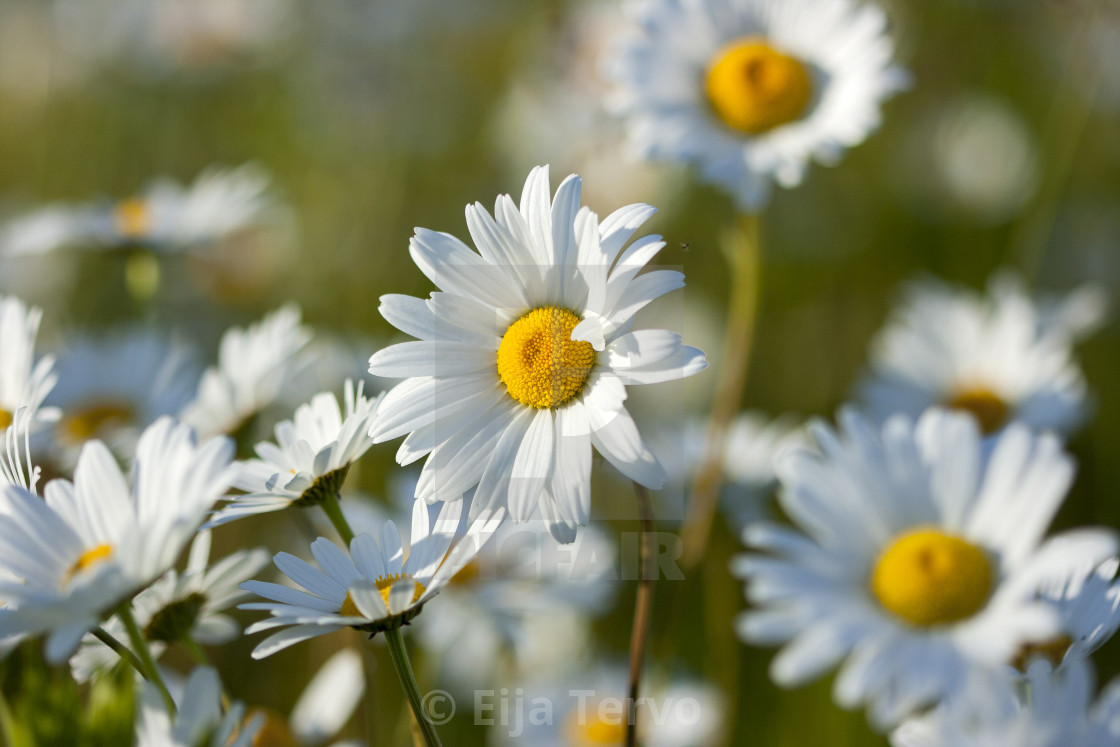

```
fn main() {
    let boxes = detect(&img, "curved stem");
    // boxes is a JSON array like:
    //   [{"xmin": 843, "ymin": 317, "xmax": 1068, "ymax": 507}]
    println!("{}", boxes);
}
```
[
  {"xmin": 384, "ymin": 627, "xmax": 443, "ymax": 747},
  {"xmin": 93, "ymin": 626, "xmax": 146, "ymax": 677},
  {"xmin": 626, "ymin": 482, "xmax": 656, "ymax": 747},
  {"xmin": 118, "ymin": 603, "xmax": 176, "ymax": 716},
  {"xmin": 321, "ymin": 492, "xmax": 355, "ymax": 545},
  {"xmin": 182, "ymin": 633, "xmax": 212, "ymax": 667},
  {"xmin": 680, "ymin": 213, "xmax": 762, "ymax": 570}
]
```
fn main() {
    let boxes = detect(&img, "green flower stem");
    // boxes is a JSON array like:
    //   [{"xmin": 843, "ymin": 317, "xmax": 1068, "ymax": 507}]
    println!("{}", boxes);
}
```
[
  {"xmin": 118, "ymin": 603, "xmax": 176, "ymax": 716},
  {"xmin": 681, "ymin": 212, "xmax": 762, "ymax": 570},
  {"xmin": 626, "ymin": 482, "xmax": 656, "ymax": 747},
  {"xmin": 320, "ymin": 492, "xmax": 355, "ymax": 545},
  {"xmin": 384, "ymin": 627, "xmax": 443, "ymax": 747},
  {"xmin": 93, "ymin": 626, "xmax": 146, "ymax": 677},
  {"xmin": 182, "ymin": 633, "xmax": 212, "ymax": 667}
]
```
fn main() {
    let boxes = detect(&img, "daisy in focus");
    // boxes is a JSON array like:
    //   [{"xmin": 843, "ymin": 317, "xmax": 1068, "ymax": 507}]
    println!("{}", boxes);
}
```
[
  {"xmin": 858, "ymin": 273, "xmax": 1106, "ymax": 437},
  {"xmin": 0, "ymin": 417, "xmax": 235, "ymax": 662},
  {"xmin": 70, "ymin": 531, "xmax": 269, "ymax": 682},
  {"xmin": 368, "ymin": 165, "xmax": 707, "ymax": 542},
  {"xmin": 735, "ymin": 408, "xmax": 1118, "ymax": 729},
  {"xmin": 240, "ymin": 498, "xmax": 504, "ymax": 656},
  {"xmin": 891, "ymin": 659, "xmax": 1120, "ymax": 747},
  {"xmin": 606, "ymin": 0, "xmax": 909, "ymax": 210},
  {"xmin": 180, "ymin": 304, "xmax": 312, "ymax": 439},
  {"xmin": 209, "ymin": 379, "xmax": 380, "ymax": 526},
  {"xmin": 44, "ymin": 327, "xmax": 201, "ymax": 464},
  {"xmin": 0, "ymin": 294, "xmax": 57, "ymax": 433},
  {"xmin": 0, "ymin": 164, "xmax": 278, "ymax": 256}
]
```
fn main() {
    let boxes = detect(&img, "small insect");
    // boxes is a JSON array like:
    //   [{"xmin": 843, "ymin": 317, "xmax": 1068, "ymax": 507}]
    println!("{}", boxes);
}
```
[{"xmin": 680, "ymin": 242, "xmax": 691, "ymax": 252}]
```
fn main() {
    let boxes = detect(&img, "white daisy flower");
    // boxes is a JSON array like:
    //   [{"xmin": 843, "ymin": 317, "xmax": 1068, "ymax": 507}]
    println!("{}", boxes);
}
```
[
  {"xmin": 606, "ymin": 0, "xmax": 909, "ymax": 210},
  {"xmin": 858, "ymin": 273, "xmax": 1106, "ymax": 437},
  {"xmin": 45, "ymin": 327, "xmax": 201, "ymax": 464},
  {"xmin": 489, "ymin": 665, "xmax": 725, "ymax": 747},
  {"xmin": 735, "ymin": 408, "xmax": 1119, "ymax": 729},
  {"xmin": 367, "ymin": 165, "xmax": 707, "ymax": 542},
  {"xmin": 891, "ymin": 659, "xmax": 1120, "ymax": 747},
  {"xmin": 70, "ymin": 530, "xmax": 269, "ymax": 682},
  {"xmin": 0, "ymin": 164, "xmax": 278, "ymax": 256},
  {"xmin": 240, "ymin": 498, "xmax": 504, "ymax": 657},
  {"xmin": 0, "ymin": 417, "xmax": 236, "ymax": 662},
  {"xmin": 209, "ymin": 379, "xmax": 381, "ymax": 526},
  {"xmin": 180, "ymin": 304, "xmax": 312, "ymax": 440},
  {"xmin": 135, "ymin": 666, "xmax": 260, "ymax": 747},
  {"xmin": 0, "ymin": 294, "xmax": 58, "ymax": 433}
]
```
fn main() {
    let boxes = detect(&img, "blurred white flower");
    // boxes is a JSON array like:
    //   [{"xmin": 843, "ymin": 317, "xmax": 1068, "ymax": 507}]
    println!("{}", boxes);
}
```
[
  {"xmin": 70, "ymin": 530, "xmax": 269, "ymax": 682},
  {"xmin": 607, "ymin": 0, "xmax": 908, "ymax": 210},
  {"xmin": 736, "ymin": 409, "xmax": 1117, "ymax": 729},
  {"xmin": 135, "ymin": 666, "xmax": 260, "ymax": 747},
  {"xmin": 0, "ymin": 418, "xmax": 235, "ymax": 663},
  {"xmin": 891, "ymin": 659, "xmax": 1120, "ymax": 747},
  {"xmin": 180, "ymin": 305, "xmax": 312, "ymax": 439},
  {"xmin": 44, "ymin": 327, "xmax": 201, "ymax": 465},
  {"xmin": 858, "ymin": 273, "xmax": 1106, "ymax": 437},
  {"xmin": 0, "ymin": 294, "xmax": 58, "ymax": 435},
  {"xmin": 240, "ymin": 498, "xmax": 505, "ymax": 657},
  {"xmin": 210, "ymin": 379, "xmax": 380, "ymax": 526},
  {"xmin": 0, "ymin": 164, "xmax": 280, "ymax": 256}
]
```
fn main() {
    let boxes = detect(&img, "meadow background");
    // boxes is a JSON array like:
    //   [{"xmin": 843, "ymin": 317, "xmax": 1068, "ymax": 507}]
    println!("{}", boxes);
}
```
[{"xmin": 1, "ymin": 0, "xmax": 1119, "ymax": 744}]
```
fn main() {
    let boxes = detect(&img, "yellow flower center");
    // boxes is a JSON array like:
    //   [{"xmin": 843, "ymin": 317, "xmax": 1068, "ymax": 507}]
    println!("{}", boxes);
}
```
[
  {"xmin": 114, "ymin": 198, "xmax": 151, "ymax": 239},
  {"xmin": 705, "ymin": 37, "xmax": 813, "ymax": 135},
  {"xmin": 0, "ymin": 409, "xmax": 12, "ymax": 430},
  {"xmin": 60, "ymin": 401, "xmax": 135, "ymax": 444},
  {"xmin": 565, "ymin": 710, "xmax": 628, "ymax": 746},
  {"xmin": 66, "ymin": 543, "xmax": 113, "ymax": 583},
  {"xmin": 447, "ymin": 558, "xmax": 482, "ymax": 588},
  {"xmin": 340, "ymin": 574, "xmax": 427, "ymax": 617},
  {"xmin": 871, "ymin": 528, "xmax": 993, "ymax": 627},
  {"xmin": 497, "ymin": 307, "xmax": 596, "ymax": 409},
  {"xmin": 945, "ymin": 387, "xmax": 1009, "ymax": 436}
]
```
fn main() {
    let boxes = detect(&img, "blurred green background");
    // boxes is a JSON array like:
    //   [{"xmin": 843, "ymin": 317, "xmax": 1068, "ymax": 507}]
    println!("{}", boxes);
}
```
[{"xmin": 1, "ymin": 0, "xmax": 1119, "ymax": 744}]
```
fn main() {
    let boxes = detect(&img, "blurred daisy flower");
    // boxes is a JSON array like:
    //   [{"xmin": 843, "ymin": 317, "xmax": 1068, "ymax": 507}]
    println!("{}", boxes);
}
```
[
  {"xmin": 858, "ymin": 273, "xmax": 1107, "ymax": 437},
  {"xmin": 735, "ymin": 409, "xmax": 1118, "ymax": 729},
  {"xmin": 70, "ymin": 530, "xmax": 269, "ymax": 682},
  {"xmin": 135, "ymin": 666, "xmax": 260, "ymax": 747},
  {"xmin": 0, "ymin": 418, "xmax": 235, "ymax": 662},
  {"xmin": 891, "ymin": 659, "xmax": 1120, "ymax": 747},
  {"xmin": 0, "ymin": 164, "xmax": 279, "ymax": 257},
  {"xmin": 489, "ymin": 665, "xmax": 725, "ymax": 746},
  {"xmin": 0, "ymin": 294, "xmax": 58, "ymax": 434},
  {"xmin": 209, "ymin": 379, "xmax": 380, "ymax": 526},
  {"xmin": 44, "ymin": 327, "xmax": 201, "ymax": 465},
  {"xmin": 606, "ymin": 0, "xmax": 909, "ymax": 210},
  {"xmin": 180, "ymin": 304, "xmax": 312, "ymax": 440},
  {"xmin": 240, "ymin": 498, "xmax": 504, "ymax": 657},
  {"xmin": 368, "ymin": 165, "xmax": 706, "ymax": 543}
]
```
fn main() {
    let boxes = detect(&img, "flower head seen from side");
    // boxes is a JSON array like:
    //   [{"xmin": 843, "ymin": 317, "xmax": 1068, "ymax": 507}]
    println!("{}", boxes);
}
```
[
  {"xmin": 859, "ymin": 273, "xmax": 1106, "ymax": 438},
  {"xmin": 209, "ymin": 379, "xmax": 380, "ymax": 526},
  {"xmin": 45, "ymin": 327, "xmax": 201, "ymax": 465},
  {"xmin": 0, "ymin": 417, "xmax": 236, "ymax": 662},
  {"xmin": 180, "ymin": 304, "xmax": 312, "ymax": 440},
  {"xmin": 0, "ymin": 294, "xmax": 57, "ymax": 434},
  {"xmin": 240, "ymin": 498, "xmax": 505, "ymax": 657},
  {"xmin": 70, "ymin": 530, "xmax": 269, "ymax": 682},
  {"xmin": 735, "ymin": 408, "xmax": 1119, "ymax": 729},
  {"xmin": 890, "ymin": 659, "xmax": 1120, "ymax": 747},
  {"xmin": 135, "ymin": 666, "xmax": 260, "ymax": 747},
  {"xmin": 368, "ymin": 166, "xmax": 707, "ymax": 542},
  {"xmin": 607, "ymin": 0, "xmax": 909, "ymax": 210},
  {"xmin": 0, "ymin": 164, "xmax": 278, "ymax": 256}
]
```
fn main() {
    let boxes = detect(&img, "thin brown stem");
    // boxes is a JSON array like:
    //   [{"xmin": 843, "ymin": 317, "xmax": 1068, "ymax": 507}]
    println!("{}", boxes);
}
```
[
  {"xmin": 626, "ymin": 482, "xmax": 656, "ymax": 747},
  {"xmin": 680, "ymin": 213, "xmax": 762, "ymax": 570}
]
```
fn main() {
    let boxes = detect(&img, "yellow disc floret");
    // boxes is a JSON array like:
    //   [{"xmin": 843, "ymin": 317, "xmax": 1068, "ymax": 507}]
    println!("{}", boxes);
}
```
[
  {"xmin": 565, "ymin": 710, "xmax": 628, "ymax": 746},
  {"xmin": 114, "ymin": 198, "xmax": 151, "ymax": 239},
  {"xmin": 871, "ymin": 528, "xmax": 993, "ymax": 627},
  {"xmin": 65, "ymin": 543, "xmax": 113, "ymax": 584},
  {"xmin": 340, "ymin": 574, "xmax": 427, "ymax": 617},
  {"xmin": 705, "ymin": 37, "xmax": 813, "ymax": 135},
  {"xmin": 497, "ymin": 307, "xmax": 596, "ymax": 409},
  {"xmin": 0, "ymin": 409, "xmax": 11, "ymax": 430},
  {"xmin": 945, "ymin": 387, "xmax": 1010, "ymax": 436},
  {"xmin": 61, "ymin": 402, "xmax": 135, "ymax": 444}
]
